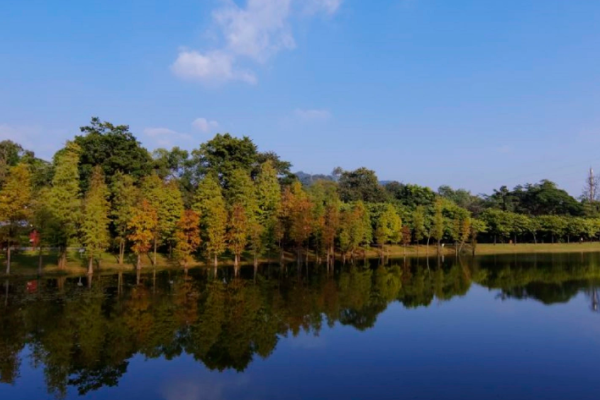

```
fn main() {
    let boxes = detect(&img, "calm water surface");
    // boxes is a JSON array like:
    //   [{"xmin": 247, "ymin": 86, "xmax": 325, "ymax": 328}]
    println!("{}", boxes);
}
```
[{"xmin": 2, "ymin": 253, "xmax": 600, "ymax": 400}]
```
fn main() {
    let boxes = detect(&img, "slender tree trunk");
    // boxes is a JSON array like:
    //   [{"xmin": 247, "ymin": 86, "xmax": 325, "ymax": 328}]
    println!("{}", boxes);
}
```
[
  {"xmin": 59, "ymin": 247, "xmax": 67, "ymax": 270},
  {"xmin": 214, "ymin": 253, "xmax": 218, "ymax": 268},
  {"xmin": 87, "ymin": 273, "xmax": 93, "ymax": 288},
  {"xmin": 153, "ymin": 238, "xmax": 158, "ymax": 266},
  {"xmin": 38, "ymin": 246, "xmax": 43, "ymax": 275},
  {"xmin": 119, "ymin": 240, "xmax": 125, "ymax": 265},
  {"xmin": 136, "ymin": 254, "xmax": 141, "ymax": 270},
  {"xmin": 88, "ymin": 256, "xmax": 93, "ymax": 275},
  {"xmin": 6, "ymin": 246, "xmax": 11, "ymax": 275}
]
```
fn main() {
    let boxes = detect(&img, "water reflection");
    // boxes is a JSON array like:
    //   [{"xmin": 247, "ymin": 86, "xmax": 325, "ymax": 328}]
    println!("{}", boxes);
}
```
[{"xmin": 2, "ymin": 253, "xmax": 600, "ymax": 398}]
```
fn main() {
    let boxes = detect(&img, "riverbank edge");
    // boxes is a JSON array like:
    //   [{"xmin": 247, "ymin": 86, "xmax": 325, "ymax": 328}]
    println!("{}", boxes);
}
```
[{"xmin": 2, "ymin": 243, "xmax": 600, "ymax": 278}]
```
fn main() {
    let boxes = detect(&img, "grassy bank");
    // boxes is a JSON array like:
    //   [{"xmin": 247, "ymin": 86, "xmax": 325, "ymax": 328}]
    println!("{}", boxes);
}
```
[
  {"xmin": 377, "ymin": 242, "xmax": 600, "ymax": 257},
  {"xmin": 2, "ymin": 243, "xmax": 600, "ymax": 277}
]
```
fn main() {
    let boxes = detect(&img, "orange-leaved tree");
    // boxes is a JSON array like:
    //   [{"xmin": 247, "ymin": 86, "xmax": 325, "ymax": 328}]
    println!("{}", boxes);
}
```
[
  {"xmin": 175, "ymin": 209, "xmax": 201, "ymax": 270},
  {"xmin": 128, "ymin": 199, "xmax": 158, "ymax": 270}
]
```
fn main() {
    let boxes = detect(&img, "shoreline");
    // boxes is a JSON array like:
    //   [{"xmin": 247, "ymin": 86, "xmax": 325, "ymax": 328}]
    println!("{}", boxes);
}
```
[{"xmin": 2, "ymin": 243, "xmax": 600, "ymax": 278}]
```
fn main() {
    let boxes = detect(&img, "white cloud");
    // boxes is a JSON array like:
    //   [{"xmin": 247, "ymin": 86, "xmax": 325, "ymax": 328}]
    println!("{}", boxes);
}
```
[
  {"xmin": 302, "ymin": 0, "xmax": 343, "ymax": 15},
  {"xmin": 172, "ymin": 0, "xmax": 343, "ymax": 85},
  {"xmin": 214, "ymin": 0, "xmax": 295, "ymax": 63},
  {"xmin": 294, "ymin": 108, "xmax": 332, "ymax": 121},
  {"xmin": 171, "ymin": 50, "xmax": 257, "ymax": 85},
  {"xmin": 143, "ymin": 127, "xmax": 192, "ymax": 148},
  {"xmin": 192, "ymin": 118, "xmax": 219, "ymax": 133}
]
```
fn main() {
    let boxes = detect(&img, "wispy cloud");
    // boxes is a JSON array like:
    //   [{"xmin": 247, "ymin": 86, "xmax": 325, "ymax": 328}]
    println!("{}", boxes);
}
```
[
  {"xmin": 143, "ymin": 127, "xmax": 193, "ymax": 148},
  {"xmin": 302, "ymin": 0, "xmax": 343, "ymax": 15},
  {"xmin": 171, "ymin": 0, "xmax": 344, "ymax": 85},
  {"xmin": 0, "ymin": 123, "xmax": 63, "ymax": 160},
  {"xmin": 172, "ymin": 50, "xmax": 257, "ymax": 85},
  {"xmin": 294, "ymin": 108, "xmax": 332, "ymax": 121},
  {"xmin": 192, "ymin": 118, "xmax": 219, "ymax": 133}
]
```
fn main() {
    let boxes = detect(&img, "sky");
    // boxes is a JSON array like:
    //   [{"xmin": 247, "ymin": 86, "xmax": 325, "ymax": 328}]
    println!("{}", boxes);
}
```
[{"xmin": 1, "ymin": 0, "xmax": 600, "ymax": 196}]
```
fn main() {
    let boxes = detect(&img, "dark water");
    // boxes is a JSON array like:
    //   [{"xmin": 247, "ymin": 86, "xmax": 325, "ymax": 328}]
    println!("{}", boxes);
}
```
[{"xmin": 2, "ymin": 253, "xmax": 600, "ymax": 400}]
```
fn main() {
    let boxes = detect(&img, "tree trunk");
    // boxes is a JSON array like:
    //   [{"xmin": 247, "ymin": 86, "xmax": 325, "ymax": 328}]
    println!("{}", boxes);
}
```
[
  {"xmin": 59, "ymin": 248, "xmax": 67, "ymax": 270},
  {"xmin": 38, "ymin": 246, "xmax": 43, "ymax": 275},
  {"xmin": 88, "ymin": 256, "xmax": 93, "ymax": 275},
  {"xmin": 136, "ymin": 254, "xmax": 141, "ymax": 270},
  {"xmin": 118, "ymin": 271, "xmax": 123, "ymax": 296},
  {"xmin": 6, "ymin": 246, "xmax": 11, "ymax": 275},
  {"xmin": 119, "ymin": 240, "xmax": 125, "ymax": 265},
  {"xmin": 153, "ymin": 238, "xmax": 158, "ymax": 266},
  {"xmin": 214, "ymin": 253, "xmax": 218, "ymax": 268}
]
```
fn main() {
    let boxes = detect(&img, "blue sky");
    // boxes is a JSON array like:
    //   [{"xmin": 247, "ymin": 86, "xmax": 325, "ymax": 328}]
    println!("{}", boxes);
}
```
[{"xmin": 1, "ymin": 0, "xmax": 600, "ymax": 195}]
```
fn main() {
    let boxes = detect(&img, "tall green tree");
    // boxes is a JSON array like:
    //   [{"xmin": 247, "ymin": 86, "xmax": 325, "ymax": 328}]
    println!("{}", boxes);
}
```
[
  {"xmin": 75, "ymin": 117, "xmax": 153, "ymax": 190},
  {"xmin": 412, "ymin": 206, "xmax": 426, "ymax": 247},
  {"xmin": 31, "ymin": 187, "xmax": 54, "ymax": 273},
  {"xmin": 142, "ymin": 175, "xmax": 184, "ymax": 264},
  {"xmin": 255, "ymin": 160, "xmax": 282, "ymax": 260},
  {"xmin": 81, "ymin": 167, "xmax": 110, "ymax": 274},
  {"xmin": 193, "ymin": 173, "xmax": 228, "ymax": 267},
  {"xmin": 374, "ymin": 203, "xmax": 402, "ymax": 257},
  {"xmin": 432, "ymin": 199, "xmax": 445, "ymax": 253},
  {"xmin": 49, "ymin": 141, "xmax": 82, "ymax": 269},
  {"xmin": 338, "ymin": 167, "xmax": 388, "ymax": 203},
  {"xmin": 0, "ymin": 164, "xmax": 32, "ymax": 274},
  {"xmin": 110, "ymin": 171, "xmax": 139, "ymax": 265},
  {"xmin": 228, "ymin": 203, "xmax": 248, "ymax": 269}
]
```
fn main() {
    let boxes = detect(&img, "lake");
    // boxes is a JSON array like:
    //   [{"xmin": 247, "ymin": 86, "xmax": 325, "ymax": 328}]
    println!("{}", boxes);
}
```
[{"xmin": 2, "ymin": 252, "xmax": 600, "ymax": 400}]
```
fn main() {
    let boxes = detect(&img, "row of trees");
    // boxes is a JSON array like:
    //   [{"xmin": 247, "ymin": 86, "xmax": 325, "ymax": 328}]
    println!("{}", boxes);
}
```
[{"xmin": 1, "ymin": 118, "xmax": 599, "ymax": 274}]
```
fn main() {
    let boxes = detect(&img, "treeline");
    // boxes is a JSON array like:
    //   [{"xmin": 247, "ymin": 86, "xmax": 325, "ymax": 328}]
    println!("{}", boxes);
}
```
[
  {"xmin": 2, "ymin": 255, "xmax": 599, "ymax": 396},
  {"xmin": 1, "ymin": 117, "xmax": 599, "ymax": 274}
]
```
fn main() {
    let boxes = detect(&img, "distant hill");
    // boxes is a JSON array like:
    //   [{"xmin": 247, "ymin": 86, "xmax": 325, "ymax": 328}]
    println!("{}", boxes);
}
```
[
  {"xmin": 295, "ymin": 171, "xmax": 336, "ymax": 186},
  {"xmin": 296, "ymin": 171, "xmax": 394, "ymax": 187}
]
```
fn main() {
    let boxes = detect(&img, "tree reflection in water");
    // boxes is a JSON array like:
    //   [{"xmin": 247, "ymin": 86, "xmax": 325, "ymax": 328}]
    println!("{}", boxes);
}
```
[{"xmin": 2, "ymin": 252, "xmax": 600, "ymax": 398}]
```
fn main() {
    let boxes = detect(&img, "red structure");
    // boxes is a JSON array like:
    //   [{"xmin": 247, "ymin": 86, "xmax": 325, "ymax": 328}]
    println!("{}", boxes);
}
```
[{"xmin": 30, "ymin": 230, "xmax": 40, "ymax": 247}]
